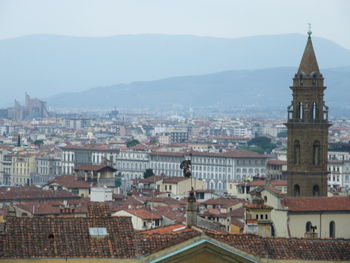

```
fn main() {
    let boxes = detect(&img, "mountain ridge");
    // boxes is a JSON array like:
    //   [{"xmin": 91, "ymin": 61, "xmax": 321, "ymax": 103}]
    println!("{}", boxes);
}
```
[
  {"xmin": 1, "ymin": 34, "xmax": 350, "ymax": 106},
  {"xmin": 46, "ymin": 66, "xmax": 350, "ymax": 117}
]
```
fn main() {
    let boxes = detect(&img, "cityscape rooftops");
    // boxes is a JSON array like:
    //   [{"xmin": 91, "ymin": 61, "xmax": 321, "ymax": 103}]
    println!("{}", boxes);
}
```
[{"xmin": 282, "ymin": 196, "xmax": 350, "ymax": 212}]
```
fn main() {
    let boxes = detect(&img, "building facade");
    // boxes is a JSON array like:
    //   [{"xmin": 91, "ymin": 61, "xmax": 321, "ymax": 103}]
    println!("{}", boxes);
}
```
[
  {"xmin": 61, "ymin": 145, "xmax": 119, "ymax": 175},
  {"xmin": 31, "ymin": 156, "xmax": 61, "ymax": 185},
  {"xmin": 149, "ymin": 151, "xmax": 267, "ymax": 192}
]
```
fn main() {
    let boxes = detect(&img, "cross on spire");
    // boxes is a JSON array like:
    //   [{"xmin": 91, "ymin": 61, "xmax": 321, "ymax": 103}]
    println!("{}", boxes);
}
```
[{"xmin": 307, "ymin": 23, "xmax": 312, "ymax": 37}]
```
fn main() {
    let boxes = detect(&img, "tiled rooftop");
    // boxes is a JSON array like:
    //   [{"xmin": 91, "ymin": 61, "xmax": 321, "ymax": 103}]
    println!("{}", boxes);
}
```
[
  {"xmin": 75, "ymin": 164, "xmax": 116, "ymax": 172},
  {"xmin": 1, "ymin": 213, "xmax": 350, "ymax": 261},
  {"xmin": 282, "ymin": 196, "xmax": 350, "ymax": 212},
  {"xmin": 1, "ymin": 216, "xmax": 137, "ymax": 259},
  {"xmin": 206, "ymin": 232, "xmax": 350, "ymax": 261},
  {"xmin": 47, "ymin": 175, "xmax": 94, "ymax": 189},
  {"xmin": 0, "ymin": 185, "xmax": 79, "ymax": 202}
]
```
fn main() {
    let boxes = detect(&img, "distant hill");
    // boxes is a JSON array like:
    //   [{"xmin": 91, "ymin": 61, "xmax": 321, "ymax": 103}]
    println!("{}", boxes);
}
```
[
  {"xmin": 1, "ymin": 34, "xmax": 350, "ymax": 106},
  {"xmin": 46, "ymin": 66, "xmax": 350, "ymax": 117}
]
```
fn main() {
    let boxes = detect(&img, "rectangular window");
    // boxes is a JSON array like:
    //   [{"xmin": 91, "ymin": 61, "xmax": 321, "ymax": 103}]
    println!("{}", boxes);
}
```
[{"xmin": 89, "ymin": 227, "xmax": 108, "ymax": 236}]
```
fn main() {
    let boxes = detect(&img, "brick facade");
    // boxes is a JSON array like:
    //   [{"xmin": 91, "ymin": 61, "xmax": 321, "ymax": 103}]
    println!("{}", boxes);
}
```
[{"xmin": 286, "ymin": 35, "xmax": 330, "ymax": 197}]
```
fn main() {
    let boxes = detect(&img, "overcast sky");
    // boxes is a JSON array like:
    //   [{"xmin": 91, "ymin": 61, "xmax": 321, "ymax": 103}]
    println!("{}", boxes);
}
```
[{"xmin": 1, "ymin": 0, "xmax": 349, "ymax": 48}]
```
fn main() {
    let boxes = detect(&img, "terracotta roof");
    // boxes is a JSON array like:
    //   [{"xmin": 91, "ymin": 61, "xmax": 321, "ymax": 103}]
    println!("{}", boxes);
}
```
[
  {"xmin": 246, "ymin": 219, "xmax": 258, "ymax": 224},
  {"xmin": 282, "ymin": 197, "xmax": 350, "ymax": 212},
  {"xmin": 152, "ymin": 206, "xmax": 184, "ymax": 222},
  {"xmin": 137, "ymin": 229, "xmax": 201, "ymax": 256},
  {"xmin": 201, "ymin": 197, "xmax": 244, "ymax": 208},
  {"xmin": 148, "ymin": 197, "xmax": 180, "ymax": 206},
  {"xmin": 88, "ymin": 203, "xmax": 111, "ymax": 217},
  {"xmin": 149, "ymin": 151, "xmax": 185, "ymax": 157},
  {"xmin": 1, "ymin": 216, "xmax": 137, "ymax": 259},
  {"xmin": 47, "ymin": 175, "xmax": 94, "ymax": 189},
  {"xmin": 0, "ymin": 186, "xmax": 79, "ymax": 202},
  {"xmin": 207, "ymin": 232, "xmax": 350, "ymax": 261},
  {"xmin": 245, "ymin": 203, "xmax": 273, "ymax": 210},
  {"xmin": 230, "ymin": 217, "xmax": 245, "ymax": 229},
  {"xmin": 163, "ymin": 177, "xmax": 187, "ymax": 184},
  {"xmin": 270, "ymin": 180, "xmax": 287, "ymax": 186},
  {"xmin": 75, "ymin": 164, "xmax": 117, "ymax": 172},
  {"xmin": 229, "ymin": 206, "xmax": 245, "ymax": 218},
  {"xmin": 138, "ymin": 174, "xmax": 166, "ymax": 183},
  {"xmin": 124, "ymin": 208, "xmax": 162, "ymax": 220},
  {"xmin": 14, "ymin": 200, "xmax": 89, "ymax": 216},
  {"xmin": 140, "ymin": 224, "xmax": 190, "ymax": 234},
  {"xmin": 2, "ymin": 216, "xmax": 350, "ymax": 261},
  {"xmin": 61, "ymin": 144, "xmax": 117, "ymax": 152}
]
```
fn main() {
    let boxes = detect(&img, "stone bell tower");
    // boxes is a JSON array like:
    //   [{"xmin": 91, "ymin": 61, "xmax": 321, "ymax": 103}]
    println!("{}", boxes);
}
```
[{"xmin": 286, "ymin": 30, "xmax": 331, "ymax": 197}]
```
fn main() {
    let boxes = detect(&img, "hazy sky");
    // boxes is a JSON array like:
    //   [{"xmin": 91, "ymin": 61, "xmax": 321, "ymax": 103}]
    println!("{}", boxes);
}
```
[{"xmin": 1, "ymin": 0, "xmax": 350, "ymax": 48}]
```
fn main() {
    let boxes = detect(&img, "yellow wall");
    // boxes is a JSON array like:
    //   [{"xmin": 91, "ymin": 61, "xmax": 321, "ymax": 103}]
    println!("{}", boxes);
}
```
[
  {"xmin": 11, "ymin": 154, "xmax": 36, "ymax": 185},
  {"xmin": 230, "ymin": 224, "xmax": 242, "ymax": 233}
]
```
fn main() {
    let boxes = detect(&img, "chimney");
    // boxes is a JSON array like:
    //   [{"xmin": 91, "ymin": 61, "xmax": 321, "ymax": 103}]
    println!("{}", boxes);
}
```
[
  {"xmin": 186, "ymin": 189, "xmax": 197, "ymax": 227},
  {"xmin": 7, "ymin": 203, "xmax": 16, "ymax": 217}
]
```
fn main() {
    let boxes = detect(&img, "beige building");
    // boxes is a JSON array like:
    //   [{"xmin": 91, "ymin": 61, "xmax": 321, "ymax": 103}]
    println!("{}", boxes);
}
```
[
  {"xmin": 43, "ymin": 175, "xmax": 93, "ymax": 197},
  {"xmin": 261, "ymin": 188, "xmax": 350, "ymax": 239},
  {"xmin": 244, "ymin": 191, "xmax": 273, "ymax": 237},
  {"xmin": 281, "ymin": 196, "xmax": 350, "ymax": 239},
  {"xmin": 157, "ymin": 177, "xmax": 206, "ymax": 199},
  {"xmin": 113, "ymin": 209, "xmax": 162, "ymax": 230},
  {"xmin": 11, "ymin": 153, "xmax": 37, "ymax": 185}
]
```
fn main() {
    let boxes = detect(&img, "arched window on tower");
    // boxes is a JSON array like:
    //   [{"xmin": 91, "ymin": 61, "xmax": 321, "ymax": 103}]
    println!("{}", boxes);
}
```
[
  {"xmin": 312, "ymin": 72, "xmax": 318, "ymax": 86},
  {"xmin": 294, "ymin": 140, "xmax": 300, "ymax": 165},
  {"xmin": 294, "ymin": 184, "xmax": 300, "ymax": 197},
  {"xmin": 313, "ymin": 185, "xmax": 320, "ymax": 196},
  {"xmin": 288, "ymin": 103, "xmax": 293, "ymax": 120},
  {"xmin": 329, "ymin": 221, "xmax": 335, "ymax": 238},
  {"xmin": 299, "ymin": 102, "xmax": 304, "ymax": 120},
  {"xmin": 323, "ymin": 105, "xmax": 329, "ymax": 121},
  {"xmin": 313, "ymin": 141, "xmax": 320, "ymax": 165},
  {"xmin": 306, "ymin": 221, "xmax": 312, "ymax": 232},
  {"xmin": 299, "ymin": 72, "xmax": 305, "ymax": 86},
  {"xmin": 312, "ymin": 102, "xmax": 318, "ymax": 120}
]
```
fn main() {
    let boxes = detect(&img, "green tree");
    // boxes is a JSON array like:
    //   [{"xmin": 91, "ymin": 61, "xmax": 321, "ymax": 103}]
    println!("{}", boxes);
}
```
[
  {"xmin": 248, "ymin": 136, "xmax": 276, "ymax": 153},
  {"xmin": 33, "ymin": 139, "xmax": 44, "ymax": 148},
  {"xmin": 143, "ymin": 168, "xmax": 155, "ymax": 179},
  {"xmin": 115, "ymin": 177, "xmax": 122, "ymax": 187},
  {"xmin": 126, "ymin": 139, "xmax": 140, "ymax": 148}
]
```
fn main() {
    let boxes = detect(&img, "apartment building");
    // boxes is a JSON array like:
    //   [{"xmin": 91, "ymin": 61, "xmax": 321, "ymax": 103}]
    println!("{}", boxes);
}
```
[
  {"xmin": 327, "ymin": 151, "xmax": 350, "ymax": 189},
  {"xmin": 31, "ymin": 156, "xmax": 61, "ymax": 185},
  {"xmin": 149, "ymin": 150, "xmax": 267, "ymax": 192},
  {"xmin": 116, "ymin": 150, "xmax": 149, "ymax": 180},
  {"xmin": 61, "ymin": 145, "xmax": 119, "ymax": 175},
  {"xmin": 11, "ymin": 153, "xmax": 37, "ymax": 185}
]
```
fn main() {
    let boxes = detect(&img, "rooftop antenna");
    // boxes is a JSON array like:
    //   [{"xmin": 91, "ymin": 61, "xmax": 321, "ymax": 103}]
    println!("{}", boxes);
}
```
[{"xmin": 307, "ymin": 23, "xmax": 312, "ymax": 37}]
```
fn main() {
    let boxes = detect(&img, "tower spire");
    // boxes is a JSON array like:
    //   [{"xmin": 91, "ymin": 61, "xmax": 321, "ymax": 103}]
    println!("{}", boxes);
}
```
[
  {"xmin": 297, "ymin": 30, "xmax": 320, "ymax": 74},
  {"xmin": 307, "ymin": 23, "xmax": 312, "ymax": 37}
]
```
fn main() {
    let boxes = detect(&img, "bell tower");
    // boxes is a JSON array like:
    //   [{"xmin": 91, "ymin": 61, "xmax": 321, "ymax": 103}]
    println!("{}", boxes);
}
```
[{"xmin": 286, "ymin": 31, "xmax": 331, "ymax": 197}]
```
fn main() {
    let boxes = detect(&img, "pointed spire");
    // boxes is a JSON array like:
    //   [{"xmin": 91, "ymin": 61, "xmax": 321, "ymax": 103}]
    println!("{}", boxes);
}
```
[{"xmin": 297, "ymin": 35, "xmax": 320, "ymax": 74}]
